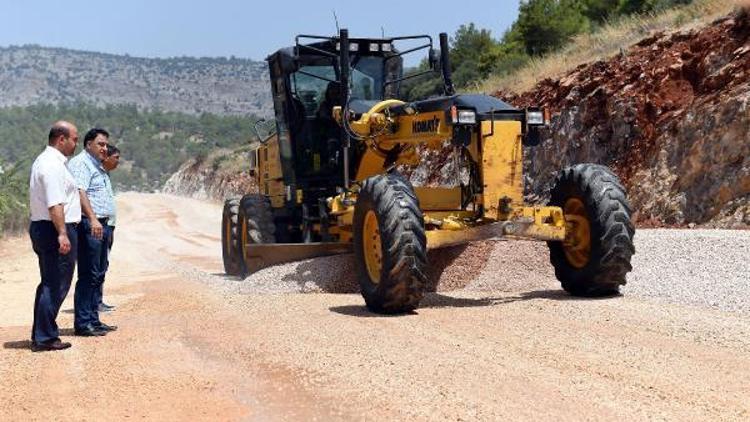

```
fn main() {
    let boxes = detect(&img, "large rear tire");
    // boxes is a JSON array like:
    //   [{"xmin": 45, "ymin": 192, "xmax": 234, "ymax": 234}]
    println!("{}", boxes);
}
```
[
  {"xmin": 238, "ymin": 194, "xmax": 276, "ymax": 276},
  {"xmin": 548, "ymin": 164, "xmax": 636, "ymax": 296},
  {"xmin": 222, "ymin": 198, "xmax": 243, "ymax": 276},
  {"xmin": 353, "ymin": 173, "xmax": 427, "ymax": 314}
]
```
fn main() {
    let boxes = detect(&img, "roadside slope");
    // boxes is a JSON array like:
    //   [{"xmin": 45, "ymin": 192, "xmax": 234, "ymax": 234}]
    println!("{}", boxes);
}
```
[{"xmin": 503, "ymin": 8, "xmax": 750, "ymax": 228}]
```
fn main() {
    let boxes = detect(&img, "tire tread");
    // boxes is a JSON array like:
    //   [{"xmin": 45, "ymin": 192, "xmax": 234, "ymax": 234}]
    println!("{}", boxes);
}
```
[
  {"xmin": 354, "ymin": 173, "xmax": 427, "ymax": 313},
  {"xmin": 548, "ymin": 164, "xmax": 636, "ymax": 296}
]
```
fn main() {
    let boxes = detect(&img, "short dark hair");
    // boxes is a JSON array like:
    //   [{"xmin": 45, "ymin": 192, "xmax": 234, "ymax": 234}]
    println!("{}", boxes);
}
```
[
  {"xmin": 48, "ymin": 124, "xmax": 70, "ymax": 143},
  {"xmin": 83, "ymin": 128, "xmax": 110, "ymax": 146},
  {"xmin": 106, "ymin": 144, "xmax": 120, "ymax": 156}
]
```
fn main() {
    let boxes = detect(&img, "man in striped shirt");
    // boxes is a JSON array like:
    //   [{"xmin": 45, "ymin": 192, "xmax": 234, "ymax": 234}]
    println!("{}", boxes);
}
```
[{"xmin": 68, "ymin": 128, "xmax": 117, "ymax": 336}]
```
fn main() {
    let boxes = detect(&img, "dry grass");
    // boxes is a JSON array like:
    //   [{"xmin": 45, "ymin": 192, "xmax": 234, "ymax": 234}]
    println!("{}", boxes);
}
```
[{"xmin": 477, "ymin": 0, "xmax": 747, "ymax": 95}]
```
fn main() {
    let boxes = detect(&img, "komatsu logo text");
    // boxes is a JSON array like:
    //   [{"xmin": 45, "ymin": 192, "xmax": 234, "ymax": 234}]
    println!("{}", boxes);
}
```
[{"xmin": 412, "ymin": 117, "xmax": 440, "ymax": 134}]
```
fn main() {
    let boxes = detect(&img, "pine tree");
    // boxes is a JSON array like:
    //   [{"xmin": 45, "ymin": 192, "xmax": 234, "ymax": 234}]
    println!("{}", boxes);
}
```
[{"xmin": 517, "ymin": 0, "xmax": 591, "ymax": 56}]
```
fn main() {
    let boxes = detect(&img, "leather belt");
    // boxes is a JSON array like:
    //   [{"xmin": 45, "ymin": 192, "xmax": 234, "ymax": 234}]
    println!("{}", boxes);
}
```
[{"xmin": 83, "ymin": 216, "xmax": 109, "ymax": 224}]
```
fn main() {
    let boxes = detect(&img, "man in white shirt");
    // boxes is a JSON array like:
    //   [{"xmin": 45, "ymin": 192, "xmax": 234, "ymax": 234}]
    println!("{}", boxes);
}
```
[{"xmin": 28, "ymin": 121, "xmax": 81, "ymax": 352}]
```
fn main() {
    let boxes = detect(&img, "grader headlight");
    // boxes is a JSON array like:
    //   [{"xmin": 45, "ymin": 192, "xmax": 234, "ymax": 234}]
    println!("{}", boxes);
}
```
[
  {"xmin": 525, "ymin": 107, "xmax": 550, "ymax": 127},
  {"xmin": 524, "ymin": 107, "xmax": 550, "ymax": 147},
  {"xmin": 457, "ymin": 110, "xmax": 476, "ymax": 124},
  {"xmin": 526, "ymin": 110, "xmax": 544, "ymax": 125},
  {"xmin": 450, "ymin": 105, "xmax": 476, "ymax": 125}
]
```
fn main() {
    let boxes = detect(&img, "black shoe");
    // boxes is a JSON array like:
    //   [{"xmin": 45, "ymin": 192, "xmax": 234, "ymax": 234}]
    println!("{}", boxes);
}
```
[
  {"xmin": 98, "ymin": 303, "xmax": 116, "ymax": 312},
  {"xmin": 31, "ymin": 339, "xmax": 72, "ymax": 352},
  {"xmin": 74, "ymin": 325, "xmax": 108, "ymax": 336},
  {"xmin": 94, "ymin": 322, "xmax": 118, "ymax": 332}
]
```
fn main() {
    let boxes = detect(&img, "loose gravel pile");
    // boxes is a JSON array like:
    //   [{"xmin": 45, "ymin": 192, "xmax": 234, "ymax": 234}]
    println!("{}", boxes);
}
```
[
  {"xmin": 201, "ymin": 229, "xmax": 750, "ymax": 314},
  {"xmin": 623, "ymin": 229, "xmax": 750, "ymax": 314},
  {"xmin": 239, "ymin": 254, "xmax": 360, "ymax": 294},
  {"xmin": 235, "ymin": 240, "xmax": 549, "ymax": 294}
]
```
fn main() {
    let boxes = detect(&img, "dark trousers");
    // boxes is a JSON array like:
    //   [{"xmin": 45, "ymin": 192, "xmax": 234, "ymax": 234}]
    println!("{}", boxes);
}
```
[
  {"xmin": 74, "ymin": 217, "xmax": 110, "ymax": 329},
  {"xmin": 30, "ymin": 221, "xmax": 78, "ymax": 344},
  {"xmin": 94, "ymin": 225, "xmax": 114, "ymax": 306}
]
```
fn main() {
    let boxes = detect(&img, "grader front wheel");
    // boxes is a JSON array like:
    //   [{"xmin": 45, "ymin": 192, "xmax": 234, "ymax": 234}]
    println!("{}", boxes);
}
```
[
  {"xmin": 548, "ymin": 164, "xmax": 636, "ymax": 296},
  {"xmin": 221, "ymin": 198, "xmax": 243, "ymax": 276},
  {"xmin": 237, "ymin": 194, "xmax": 276, "ymax": 276},
  {"xmin": 353, "ymin": 173, "xmax": 427, "ymax": 314}
]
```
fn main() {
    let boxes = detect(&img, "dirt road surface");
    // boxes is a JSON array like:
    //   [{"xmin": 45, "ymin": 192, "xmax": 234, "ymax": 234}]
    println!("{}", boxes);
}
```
[{"xmin": 1, "ymin": 193, "xmax": 749, "ymax": 421}]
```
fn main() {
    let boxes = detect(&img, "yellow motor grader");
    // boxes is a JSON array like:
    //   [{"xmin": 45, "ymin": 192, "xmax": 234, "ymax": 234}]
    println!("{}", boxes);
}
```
[{"xmin": 222, "ymin": 29, "xmax": 635, "ymax": 313}]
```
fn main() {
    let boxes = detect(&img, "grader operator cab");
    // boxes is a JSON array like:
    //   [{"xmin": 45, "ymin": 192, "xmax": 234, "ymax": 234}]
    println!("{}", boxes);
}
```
[{"xmin": 222, "ymin": 29, "xmax": 635, "ymax": 313}]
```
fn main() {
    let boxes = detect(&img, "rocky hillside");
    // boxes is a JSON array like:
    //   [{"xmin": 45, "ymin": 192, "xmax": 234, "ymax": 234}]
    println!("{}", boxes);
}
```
[
  {"xmin": 162, "ymin": 149, "xmax": 257, "ymax": 201},
  {"xmin": 501, "ymin": 7, "xmax": 750, "ymax": 228},
  {"xmin": 0, "ymin": 45, "xmax": 271, "ymax": 116}
]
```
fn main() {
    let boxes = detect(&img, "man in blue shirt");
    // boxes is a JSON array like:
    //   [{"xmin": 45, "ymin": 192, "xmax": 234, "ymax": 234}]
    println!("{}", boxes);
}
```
[
  {"xmin": 68, "ymin": 128, "xmax": 118, "ymax": 336},
  {"xmin": 97, "ymin": 144, "xmax": 121, "ymax": 312}
]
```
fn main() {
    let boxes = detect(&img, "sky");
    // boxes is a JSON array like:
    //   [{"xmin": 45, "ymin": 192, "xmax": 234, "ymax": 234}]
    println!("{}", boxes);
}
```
[{"xmin": 0, "ymin": 0, "xmax": 521, "ymax": 63}]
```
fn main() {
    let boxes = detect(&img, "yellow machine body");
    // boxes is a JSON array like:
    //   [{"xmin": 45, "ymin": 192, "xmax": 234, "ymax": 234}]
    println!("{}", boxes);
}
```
[
  {"xmin": 345, "ymin": 100, "xmax": 564, "ymax": 243},
  {"xmin": 246, "ymin": 99, "xmax": 565, "ymax": 268}
]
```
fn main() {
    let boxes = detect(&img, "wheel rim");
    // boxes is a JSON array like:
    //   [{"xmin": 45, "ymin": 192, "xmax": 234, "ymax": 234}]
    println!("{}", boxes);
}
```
[
  {"xmin": 362, "ymin": 210, "xmax": 383, "ymax": 284},
  {"xmin": 563, "ymin": 198, "xmax": 591, "ymax": 269}
]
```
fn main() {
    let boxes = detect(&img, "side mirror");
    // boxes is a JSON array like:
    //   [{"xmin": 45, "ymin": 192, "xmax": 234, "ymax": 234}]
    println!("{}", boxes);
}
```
[
  {"xmin": 253, "ymin": 118, "xmax": 277, "ymax": 145},
  {"xmin": 428, "ymin": 48, "xmax": 441, "ymax": 71},
  {"xmin": 253, "ymin": 118, "xmax": 267, "ymax": 144}
]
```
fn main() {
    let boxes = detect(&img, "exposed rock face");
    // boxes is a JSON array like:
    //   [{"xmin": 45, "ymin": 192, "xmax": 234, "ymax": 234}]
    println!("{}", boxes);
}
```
[
  {"xmin": 501, "ymin": 9, "xmax": 750, "ymax": 228},
  {"xmin": 0, "ymin": 45, "xmax": 272, "ymax": 117},
  {"xmin": 163, "ymin": 151, "xmax": 257, "ymax": 201}
]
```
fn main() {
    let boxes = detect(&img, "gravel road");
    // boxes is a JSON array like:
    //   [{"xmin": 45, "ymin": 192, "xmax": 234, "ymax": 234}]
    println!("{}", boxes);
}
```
[
  {"xmin": 237, "ymin": 228, "xmax": 750, "ymax": 314},
  {"xmin": 1, "ymin": 193, "xmax": 749, "ymax": 421},
  {"xmin": 624, "ymin": 229, "xmax": 750, "ymax": 313}
]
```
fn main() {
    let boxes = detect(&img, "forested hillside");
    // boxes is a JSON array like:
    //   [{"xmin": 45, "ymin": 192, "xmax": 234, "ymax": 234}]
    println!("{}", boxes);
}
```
[{"xmin": 0, "ymin": 103, "xmax": 260, "ymax": 235}]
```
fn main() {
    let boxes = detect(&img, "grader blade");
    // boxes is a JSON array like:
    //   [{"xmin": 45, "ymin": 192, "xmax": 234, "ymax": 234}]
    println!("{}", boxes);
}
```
[
  {"xmin": 244, "ymin": 242, "xmax": 353, "ymax": 272},
  {"xmin": 426, "ymin": 220, "xmax": 566, "ymax": 250},
  {"xmin": 426, "ymin": 223, "xmax": 507, "ymax": 250}
]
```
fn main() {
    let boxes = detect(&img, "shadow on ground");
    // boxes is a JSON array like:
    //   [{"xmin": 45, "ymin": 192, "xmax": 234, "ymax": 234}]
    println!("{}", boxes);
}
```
[
  {"xmin": 273, "ymin": 245, "xmax": 486, "ymax": 294},
  {"xmin": 281, "ymin": 254, "xmax": 359, "ymax": 293},
  {"xmin": 3, "ymin": 340, "xmax": 31, "ymax": 350},
  {"xmin": 330, "ymin": 289, "xmax": 621, "ymax": 317},
  {"xmin": 210, "ymin": 272, "xmax": 243, "ymax": 280},
  {"xmin": 59, "ymin": 328, "xmax": 76, "ymax": 336},
  {"xmin": 3, "ymin": 326, "xmax": 97, "ymax": 350}
]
